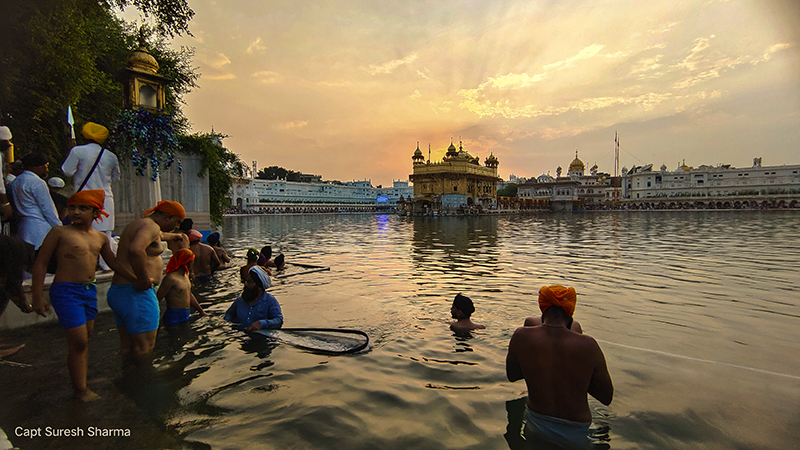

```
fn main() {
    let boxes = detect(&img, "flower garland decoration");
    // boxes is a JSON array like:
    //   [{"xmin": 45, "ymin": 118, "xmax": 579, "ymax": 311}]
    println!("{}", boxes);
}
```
[{"xmin": 107, "ymin": 109, "xmax": 179, "ymax": 180}]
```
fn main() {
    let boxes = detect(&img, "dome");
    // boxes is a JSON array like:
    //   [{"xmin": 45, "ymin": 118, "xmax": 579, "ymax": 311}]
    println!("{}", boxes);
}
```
[
  {"xmin": 445, "ymin": 137, "xmax": 458, "ymax": 158},
  {"xmin": 568, "ymin": 150, "xmax": 585, "ymax": 172},
  {"xmin": 484, "ymin": 153, "xmax": 499, "ymax": 168},
  {"xmin": 412, "ymin": 142, "xmax": 425, "ymax": 164},
  {"xmin": 537, "ymin": 173, "xmax": 555, "ymax": 183},
  {"xmin": 126, "ymin": 42, "xmax": 159, "ymax": 74}
]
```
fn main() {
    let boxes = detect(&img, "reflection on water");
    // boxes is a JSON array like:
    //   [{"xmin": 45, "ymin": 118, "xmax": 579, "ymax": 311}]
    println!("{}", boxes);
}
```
[{"xmin": 5, "ymin": 211, "xmax": 798, "ymax": 449}]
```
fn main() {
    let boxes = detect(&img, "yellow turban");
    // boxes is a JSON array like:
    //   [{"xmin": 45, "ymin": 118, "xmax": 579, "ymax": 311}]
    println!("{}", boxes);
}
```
[
  {"xmin": 143, "ymin": 200, "xmax": 186, "ymax": 220},
  {"xmin": 82, "ymin": 122, "xmax": 109, "ymax": 144},
  {"xmin": 538, "ymin": 285, "xmax": 577, "ymax": 317},
  {"xmin": 67, "ymin": 190, "xmax": 109, "ymax": 222}
]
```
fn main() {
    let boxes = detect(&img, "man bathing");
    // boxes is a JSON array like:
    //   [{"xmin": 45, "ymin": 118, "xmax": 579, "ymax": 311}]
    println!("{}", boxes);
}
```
[
  {"xmin": 206, "ymin": 232, "xmax": 231, "ymax": 270},
  {"xmin": 449, "ymin": 293, "xmax": 485, "ymax": 332},
  {"xmin": 108, "ymin": 200, "xmax": 186, "ymax": 366},
  {"xmin": 31, "ymin": 190, "xmax": 135, "ymax": 401},
  {"xmin": 505, "ymin": 285, "xmax": 613, "ymax": 450},
  {"xmin": 225, "ymin": 266, "xmax": 283, "ymax": 331},
  {"xmin": 188, "ymin": 230, "xmax": 220, "ymax": 282},
  {"xmin": 157, "ymin": 248, "xmax": 206, "ymax": 328}
]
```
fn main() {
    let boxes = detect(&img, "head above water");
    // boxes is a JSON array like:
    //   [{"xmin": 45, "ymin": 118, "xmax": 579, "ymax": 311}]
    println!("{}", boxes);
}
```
[
  {"xmin": 246, "ymin": 248, "xmax": 259, "ymax": 263},
  {"xmin": 207, "ymin": 232, "xmax": 221, "ymax": 246},
  {"xmin": 260, "ymin": 245, "xmax": 272, "ymax": 261},
  {"xmin": 538, "ymin": 285, "xmax": 577, "ymax": 317},
  {"xmin": 452, "ymin": 293, "xmax": 475, "ymax": 318},
  {"xmin": 179, "ymin": 218, "xmax": 194, "ymax": 232}
]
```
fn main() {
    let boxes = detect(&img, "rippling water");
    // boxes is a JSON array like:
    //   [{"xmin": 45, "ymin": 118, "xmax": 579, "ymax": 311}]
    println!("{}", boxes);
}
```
[
  {"xmin": 10, "ymin": 211, "xmax": 795, "ymax": 449},
  {"xmin": 143, "ymin": 211, "xmax": 799, "ymax": 450}
]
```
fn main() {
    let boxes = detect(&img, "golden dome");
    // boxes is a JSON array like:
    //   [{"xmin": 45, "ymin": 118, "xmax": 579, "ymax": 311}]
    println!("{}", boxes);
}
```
[
  {"xmin": 569, "ymin": 150, "xmax": 585, "ymax": 172},
  {"xmin": 412, "ymin": 142, "xmax": 424, "ymax": 163},
  {"xmin": 127, "ymin": 42, "xmax": 159, "ymax": 74}
]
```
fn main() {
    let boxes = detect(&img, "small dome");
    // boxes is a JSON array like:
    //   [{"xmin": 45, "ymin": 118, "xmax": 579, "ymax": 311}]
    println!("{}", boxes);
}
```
[
  {"xmin": 127, "ymin": 40, "xmax": 159, "ymax": 74},
  {"xmin": 569, "ymin": 150, "xmax": 585, "ymax": 172},
  {"xmin": 660, "ymin": 163, "xmax": 667, "ymax": 172},
  {"xmin": 537, "ymin": 173, "xmax": 555, "ymax": 183}
]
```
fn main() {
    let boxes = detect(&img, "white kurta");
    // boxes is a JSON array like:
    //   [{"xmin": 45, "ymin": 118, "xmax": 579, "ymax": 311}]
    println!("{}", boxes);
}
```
[
  {"xmin": 10, "ymin": 170, "xmax": 62, "ymax": 249},
  {"xmin": 61, "ymin": 143, "xmax": 120, "ymax": 232}
]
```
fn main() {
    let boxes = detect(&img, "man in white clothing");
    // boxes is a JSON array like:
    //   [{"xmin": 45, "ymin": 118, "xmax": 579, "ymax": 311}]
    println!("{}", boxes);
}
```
[
  {"xmin": 10, "ymin": 153, "xmax": 61, "ymax": 250},
  {"xmin": 61, "ymin": 122, "xmax": 120, "ymax": 270}
]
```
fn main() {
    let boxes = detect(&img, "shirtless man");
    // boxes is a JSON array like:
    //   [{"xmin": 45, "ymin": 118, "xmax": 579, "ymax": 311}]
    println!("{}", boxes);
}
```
[
  {"xmin": 188, "ymin": 230, "xmax": 219, "ymax": 282},
  {"xmin": 449, "ymin": 293, "xmax": 485, "ymax": 332},
  {"xmin": 206, "ymin": 232, "xmax": 230, "ymax": 270},
  {"xmin": 506, "ymin": 285, "xmax": 613, "ymax": 450},
  {"xmin": 240, "ymin": 248, "xmax": 261, "ymax": 283},
  {"xmin": 107, "ymin": 200, "xmax": 186, "ymax": 365}
]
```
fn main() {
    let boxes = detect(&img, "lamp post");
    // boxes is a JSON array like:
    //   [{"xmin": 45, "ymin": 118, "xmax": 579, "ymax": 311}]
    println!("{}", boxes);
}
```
[{"xmin": 119, "ymin": 36, "xmax": 171, "ymax": 215}]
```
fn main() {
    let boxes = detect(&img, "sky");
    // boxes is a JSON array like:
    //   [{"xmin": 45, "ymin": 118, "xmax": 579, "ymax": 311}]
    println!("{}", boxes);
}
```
[{"xmin": 125, "ymin": 0, "xmax": 799, "ymax": 186}]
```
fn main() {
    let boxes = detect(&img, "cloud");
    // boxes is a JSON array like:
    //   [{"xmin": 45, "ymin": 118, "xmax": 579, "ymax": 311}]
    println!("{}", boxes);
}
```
[
  {"xmin": 410, "ymin": 90, "xmax": 421, "ymax": 99},
  {"xmin": 205, "ymin": 74, "xmax": 237, "ymax": 80},
  {"xmin": 755, "ymin": 43, "xmax": 791, "ymax": 63},
  {"xmin": 207, "ymin": 52, "xmax": 232, "ymax": 70},
  {"xmin": 629, "ymin": 55, "xmax": 664, "ymax": 77},
  {"xmin": 369, "ymin": 53, "xmax": 419, "ymax": 75},
  {"xmin": 252, "ymin": 70, "xmax": 279, "ymax": 83},
  {"xmin": 675, "ymin": 35, "xmax": 714, "ymax": 71},
  {"xmin": 277, "ymin": 121, "xmax": 308, "ymax": 130},
  {"xmin": 486, "ymin": 72, "xmax": 546, "ymax": 89},
  {"xmin": 542, "ymin": 44, "xmax": 616, "ymax": 72},
  {"xmin": 246, "ymin": 37, "xmax": 267, "ymax": 54}
]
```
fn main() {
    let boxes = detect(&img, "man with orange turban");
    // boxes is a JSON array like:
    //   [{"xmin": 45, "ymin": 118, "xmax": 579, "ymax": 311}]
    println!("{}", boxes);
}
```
[
  {"xmin": 523, "ymin": 285, "xmax": 584, "ymax": 333},
  {"xmin": 505, "ymin": 285, "xmax": 613, "ymax": 450},
  {"xmin": 107, "ymin": 199, "xmax": 187, "ymax": 365},
  {"xmin": 157, "ymin": 248, "xmax": 206, "ymax": 328},
  {"xmin": 61, "ymin": 121, "xmax": 120, "ymax": 270}
]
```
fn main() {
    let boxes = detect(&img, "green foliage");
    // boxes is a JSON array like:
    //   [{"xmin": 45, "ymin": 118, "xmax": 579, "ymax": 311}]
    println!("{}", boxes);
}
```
[
  {"xmin": 107, "ymin": 109, "xmax": 180, "ymax": 180},
  {"xmin": 103, "ymin": 0, "xmax": 194, "ymax": 37},
  {"xmin": 257, "ymin": 166, "xmax": 303, "ymax": 182},
  {"xmin": 497, "ymin": 183, "xmax": 518, "ymax": 197},
  {"xmin": 179, "ymin": 133, "xmax": 246, "ymax": 227}
]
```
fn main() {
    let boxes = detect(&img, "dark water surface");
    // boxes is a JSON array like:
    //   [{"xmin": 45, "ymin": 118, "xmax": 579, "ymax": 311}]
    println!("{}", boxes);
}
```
[{"xmin": 2, "ymin": 211, "xmax": 799, "ymax": 449}]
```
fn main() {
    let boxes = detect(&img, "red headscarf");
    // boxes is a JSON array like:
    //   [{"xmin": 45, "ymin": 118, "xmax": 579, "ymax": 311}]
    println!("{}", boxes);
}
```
[
  {"xmin": 67, "ymin": 190, "xmax": 108, "ymax": 222},
  {"xmin": 166, "ymin": 248, "xmax": 195, "ymax": 274},
  {"xmin": 143, "ymin": 200, "xmax": 186, "ymax": 220},
  {"xmin": 538, "ymin": 285, "xmax": 577, "ymax": 317}
]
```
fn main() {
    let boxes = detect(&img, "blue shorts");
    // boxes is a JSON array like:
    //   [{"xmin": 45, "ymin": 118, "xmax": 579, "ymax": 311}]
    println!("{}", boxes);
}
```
[
  {"xmin": 524, "ymin": 406, "xmax": 592, "ymax": 450},
  {"xmin": 49, "ymin": 282, "xmax": 98, "ymax": 329},
  {"xmin": 195, "ymin": 274, "xmax": 212, "ymax": 283},
  {"xmin": 107, "ymin": 284, "xmax": 159, "ymax": 334},
  {"xmin": 162, "ymin": 308, "xmax": 190, "ymax": 327}
]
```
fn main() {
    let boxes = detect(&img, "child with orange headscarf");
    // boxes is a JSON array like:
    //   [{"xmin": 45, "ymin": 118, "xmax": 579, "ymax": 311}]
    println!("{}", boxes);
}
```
[
  {"xmin": 30, "ymin": 190, "xmax": 136, "ymax": 402},
  {"xmin": 157, "ymin": 248, "xmax": 207, "ymax": 328}
]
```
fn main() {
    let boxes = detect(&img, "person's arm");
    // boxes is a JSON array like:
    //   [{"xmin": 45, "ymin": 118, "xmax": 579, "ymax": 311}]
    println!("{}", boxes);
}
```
[
  {"xmin": 129, "ymin": 224, "xmax": 158, "ymax": 291},
  {"xmin": 209, "ymin": 245, "xmax": 221, "ymax": 272},
  {"xmin": 219, "ymin": 248, "xmax": 231, "ymax": 264},
  {"xmin": 223, "ymin": 299, "xmax": 238, "ymax": 323},
  {"xmin": 161, "ymin": 232, "xmax": 189, "ymax": 249},
  {"xmin": 190, "ymin": 293, "xmax": 206, "ymax": 316},
  {"xmin": 505, "ymin": 330, "xmax": 524, "ymax": 382},
  {"xmin": 155, "ymin": 276, "xmax": 173, "ymax": 302},
  {"xmin": 34, "ymin": 179, "xmax": 61, "ymax": 227},
  {"xmin": 247, "ymin": 294, "xmax": 283, "ymax": 331},
  {"xmin": 30, "ymin": 228, "xmax": 60, "ymax": 316},
  {"xmin": 587, "ymin": 340, "xmax": 614, "ymax": 406},
  {"xmin": 60, "ymin": 149, "xmax": 78, "ymax": 176},
  {"xmin": 99, "ymin": 237, "xmax": 137, "ymax": 282}
]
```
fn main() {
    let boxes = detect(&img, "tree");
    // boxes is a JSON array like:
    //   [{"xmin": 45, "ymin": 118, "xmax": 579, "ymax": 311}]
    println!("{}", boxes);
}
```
[
  {"xmin": 103, "ymin": 0, "xmax": 194, "ymax": 37},
  {"xmin": 257, "ymin": 166, "xmax": 303, "ymax": 182},
  {"xmin": 497, "ymin": 183, "xmax": 518, "ymax": 197}
]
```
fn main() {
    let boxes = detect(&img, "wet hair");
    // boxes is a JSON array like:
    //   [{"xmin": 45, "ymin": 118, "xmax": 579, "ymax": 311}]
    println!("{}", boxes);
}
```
[
  {"xmin": 260, "ymin": 245, "xmax": 272, "ymax": 261},
  {"xmin": 179, "ymin": 218, "xmax": 194, "ymax": 231},
  {"xmin": 453, "ymin": 293, "xmax": 475, "ymax": 317}
]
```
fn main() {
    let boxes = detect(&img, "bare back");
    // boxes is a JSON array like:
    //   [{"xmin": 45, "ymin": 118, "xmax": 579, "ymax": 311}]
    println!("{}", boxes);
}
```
[
  {"xmin": 113, "ymin": 217, "xmax": 164, "ymax": 286},
  {"xmin": 506, "ymin": 326, "xmax": 613, "ymax": 423},
  {"xmin": 190, "ymin": 242, "xmax": 218, "ymax": 277}
]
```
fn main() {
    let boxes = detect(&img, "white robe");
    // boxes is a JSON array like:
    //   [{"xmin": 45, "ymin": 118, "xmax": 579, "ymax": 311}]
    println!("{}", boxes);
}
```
[
  {"xmin": 10, "ymin": 170, "xmax": 61, "ymax": 249},
  {"xmin": 61, "ymin": 143, "xmax": 120, "ymax": 232}
]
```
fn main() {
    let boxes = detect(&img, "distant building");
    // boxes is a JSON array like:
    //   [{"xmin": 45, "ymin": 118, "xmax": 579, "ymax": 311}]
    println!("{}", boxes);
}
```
[
  {"xmin": 409, "ymin": 139, "xmax": 500, "ymax": 213},
  {"xmin": 517, "ymin": 151, "xmax": 612, "ymax": 211},
  {"xmin": 619, "ymin": 158, "xmax": 800, "ymax": 209}
]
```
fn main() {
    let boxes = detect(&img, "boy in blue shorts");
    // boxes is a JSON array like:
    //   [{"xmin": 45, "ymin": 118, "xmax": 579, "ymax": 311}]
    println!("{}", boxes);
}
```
[
  {"xmin": 157, "ymin": 248, "xmax": 206, "ymax": 328},
  {"xmin": 31, "ymin": 190, "xmax": 136, "ymax": 402}
]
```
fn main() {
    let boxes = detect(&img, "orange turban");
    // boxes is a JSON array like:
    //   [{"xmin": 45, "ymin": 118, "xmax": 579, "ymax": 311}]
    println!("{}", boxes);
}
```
[
  {"xmin": 166, "ymin": 248, "xmax": 195, "ymax": 274},
  {"xmin": 538, "ymin": 285, "xmax": 577, "ymax": 317},
  {"xmin": 143, "ymin": 200, "xmax": 186, "ymax": 220},
  {"xmin": 67, "ymin": 190, "xmax": 109, "ymax": 222},
  {"xmin": 82, "ymin": 122, "xmax": 109, "ymax": 144}
]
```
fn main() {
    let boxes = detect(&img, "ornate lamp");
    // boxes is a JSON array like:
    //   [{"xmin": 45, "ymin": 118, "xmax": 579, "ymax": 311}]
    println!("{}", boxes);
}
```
[{"xmin": 120, "ymin": 37, "xmax": 169, "ymax": 113}]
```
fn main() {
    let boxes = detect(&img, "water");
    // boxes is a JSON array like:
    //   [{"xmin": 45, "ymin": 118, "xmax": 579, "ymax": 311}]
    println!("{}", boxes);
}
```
[{"xmin": 2, "ymin": 211, "xmax": 799, "ymax": 449}]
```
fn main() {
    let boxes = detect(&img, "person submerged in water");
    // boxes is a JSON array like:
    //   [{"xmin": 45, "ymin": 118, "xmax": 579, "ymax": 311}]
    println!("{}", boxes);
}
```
[
  {"xmin": 206, "ymin": 232, "xmax": 231, "ymax": 270},
  {"xmin": 258, "ymin": 245, "xmax": 286, "ymax": 271},
  {"xmin": 506, "ymin": 285, "xmax": 613, "ymax": 450},
  {"xmin": 240, "ymin": 248, "xmax": 267, "ymax": 282},
  {"xmin": 188, "ymin": 230, "xmax": 219, "ymax": 282},
  {"xmin": 157, "ymin": 248, "xmax": 206, "ymax": 328},
  {"xmin": 225, "ymin": 266, "xmax": 283, "ymax": 331},
  {"xmin": 449, "ymin": 293, "xmax": 485, "ymax": 332}
]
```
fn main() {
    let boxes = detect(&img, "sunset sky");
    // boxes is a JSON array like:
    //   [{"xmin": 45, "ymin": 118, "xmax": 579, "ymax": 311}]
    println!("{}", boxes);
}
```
[{"xmin": 128, "ymin": 0, "xmax": 799, "ymax": 185}]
